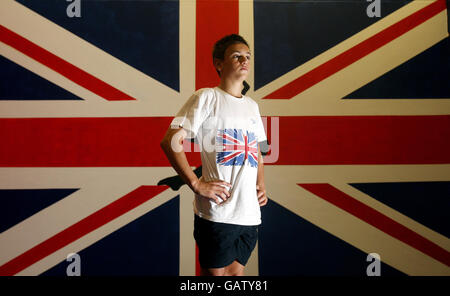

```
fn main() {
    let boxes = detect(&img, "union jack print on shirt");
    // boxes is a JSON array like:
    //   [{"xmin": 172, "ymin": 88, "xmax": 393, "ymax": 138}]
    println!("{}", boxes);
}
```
[{"xmin": 216, "ymin": 129, "xmax": 258, "ymax": 168}]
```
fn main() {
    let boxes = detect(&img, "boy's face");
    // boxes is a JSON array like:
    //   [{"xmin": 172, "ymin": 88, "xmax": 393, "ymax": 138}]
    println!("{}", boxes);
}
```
[{"xmin": 215, "ymin": 43, "xmax": 251, "ymax": 81}]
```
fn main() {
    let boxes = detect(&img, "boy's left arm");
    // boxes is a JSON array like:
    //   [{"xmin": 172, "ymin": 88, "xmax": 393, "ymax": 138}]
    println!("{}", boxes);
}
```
[{"xmin": 256, "ymin": 142, "xmax": 268, "ymax": 207}]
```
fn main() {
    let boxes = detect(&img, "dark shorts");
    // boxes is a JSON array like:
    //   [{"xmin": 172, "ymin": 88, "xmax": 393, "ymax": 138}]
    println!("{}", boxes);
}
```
[{"xmin": 193, "ymin": 214, "xmax": 259, "ymax": 269}]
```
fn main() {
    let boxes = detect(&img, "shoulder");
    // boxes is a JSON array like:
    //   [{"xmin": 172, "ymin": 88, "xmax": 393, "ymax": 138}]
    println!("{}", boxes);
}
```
[
  {"xmin": 186, "ymin": 88, "xmax": 217, "ymax": 110},
  {"xmin": 244, "ymin": 95, "xmax": 260, "ymax": 109},
  {"xmin": 245, "ymin": 95, "xmax": 256, "ymax": 104},
  {"xmin": 193, "ymin": 87, "xmax": 216, "ymax": 99}
]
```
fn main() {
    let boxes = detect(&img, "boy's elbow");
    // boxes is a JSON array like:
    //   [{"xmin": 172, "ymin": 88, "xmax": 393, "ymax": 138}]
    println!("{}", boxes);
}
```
[
  {"xmin": 160, "ymin": 131, "xmax": 171, "ymax": 149},
  {"xmin": 160, "ymin": 137, "xmax": 166, "ymax": 147},
  {"xmin": 160, "ymin": 128, "xmax": 185, "ymax": 151},
  {"xmin": 160, "ymin": 136, "xmax": 170, "ymax": 151}
]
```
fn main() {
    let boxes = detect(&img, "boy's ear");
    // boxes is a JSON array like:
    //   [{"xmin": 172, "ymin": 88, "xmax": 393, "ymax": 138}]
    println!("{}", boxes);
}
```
[{"xmin": 213, "ymin": 58, "xmax": 223, "ymax": 73}]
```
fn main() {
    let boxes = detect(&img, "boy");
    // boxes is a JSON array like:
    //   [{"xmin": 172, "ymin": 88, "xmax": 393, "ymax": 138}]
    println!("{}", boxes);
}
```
[{"xmin": 160, "ymin": 34, "xmax": 267, "ymax": 276}]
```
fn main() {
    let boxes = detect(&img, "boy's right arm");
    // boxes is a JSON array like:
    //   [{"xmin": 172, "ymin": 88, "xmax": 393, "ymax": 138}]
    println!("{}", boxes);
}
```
[{"xmin": 160, "ymin": 127, "xmax": 231, "ymax": 204}]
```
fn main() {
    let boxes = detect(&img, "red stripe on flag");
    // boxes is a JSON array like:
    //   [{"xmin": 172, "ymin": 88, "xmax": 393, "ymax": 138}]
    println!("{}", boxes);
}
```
[
  {"xmin": 195, "ymin": 0, "xmax": 239, "ymax": 276},
  {"xmin": 275, "ymin": 115, "xmax": 450, "ymax": 165},
  {"xmin": 220, "ymin": 151, "xmax": 243, "ymax": 164},
  {"xmin": 0, "ymin": 117, "xmax": 201, "ymax": 167},
  {"xmin": 222, "ymin": 133, "xmax": 241, "ymax": 144},
  {"xmin": 0, "ymin": 25, "xmax": 136, "ymax": 101},
  {"xmin": 223, "ymin": 144, "xmax": 246, "ymax": 151},
  {"xmin": 263, "ymin": 0, "xmax": 447, "ymax": 99},
  {"xmin": 298, "ymin": 183, "xmax": 450, "ymax": 267},
  {"xmin": 0, "ymin": 185, "xmax": 168, "ymax": 276},
  {"xmin": 196, "ymin": 0, "xmax": 239, "ymax": 90},
  {"xmin": 1, "ymin": 115, "xmax": 448, "ymax": 167}
]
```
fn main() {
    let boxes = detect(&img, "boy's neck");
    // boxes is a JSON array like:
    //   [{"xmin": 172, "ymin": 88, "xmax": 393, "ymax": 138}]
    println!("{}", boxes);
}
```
[{"xmin": 218, "ymin": 79, "xmax": 244, "ymax": 98}]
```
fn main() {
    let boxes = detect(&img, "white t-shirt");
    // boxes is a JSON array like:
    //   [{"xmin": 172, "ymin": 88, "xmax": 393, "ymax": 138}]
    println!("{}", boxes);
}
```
[{"xmin": 171, "ymin": 87, "xmax": 267, "ymax": 225}]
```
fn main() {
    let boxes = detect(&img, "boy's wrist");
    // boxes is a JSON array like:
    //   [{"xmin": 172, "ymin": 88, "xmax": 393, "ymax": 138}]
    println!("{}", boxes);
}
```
[{"xmin": 189, "ymin": 177, "xmax": 200, "ymax": 193}]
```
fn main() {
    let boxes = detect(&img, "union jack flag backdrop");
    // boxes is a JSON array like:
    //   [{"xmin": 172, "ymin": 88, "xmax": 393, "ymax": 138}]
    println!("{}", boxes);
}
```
[{"xmin": 0, "ymin": 0, "xmax": 449, "ymax": 276}]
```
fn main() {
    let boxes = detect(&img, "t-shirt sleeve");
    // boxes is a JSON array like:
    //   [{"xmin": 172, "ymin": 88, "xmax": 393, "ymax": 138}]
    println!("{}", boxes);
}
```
[
  {"xmin": 170, "ymin": 89, "xmax": 214, "ymax": 139},
  {"xmin": 255, "ymin": 104, "xmax": 267, "ymax": 143}
]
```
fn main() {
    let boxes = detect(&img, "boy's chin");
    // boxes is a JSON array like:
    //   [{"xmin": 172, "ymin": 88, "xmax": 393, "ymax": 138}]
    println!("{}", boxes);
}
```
[{"xmin": 235, "ymin": 72, "xmax": 249, "ymax": 79}]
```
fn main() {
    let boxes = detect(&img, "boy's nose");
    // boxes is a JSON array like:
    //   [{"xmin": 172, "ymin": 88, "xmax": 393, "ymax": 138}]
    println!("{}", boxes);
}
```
[{"xmin": 240, "ymin": 56, "xmax": 249, "ymax": 64}]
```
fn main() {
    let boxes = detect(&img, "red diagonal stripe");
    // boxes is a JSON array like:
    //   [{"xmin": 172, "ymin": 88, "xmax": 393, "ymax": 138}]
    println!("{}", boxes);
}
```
[
  {"xmin": 0, "ymin": 185, "xmax": 168, "ymax": 276},
  {"xmin": 219, "ymin": 151, "xmax": 243, "ymax": 164},
  {"xmin": 263, "ymin": 0, "xmax": 447, "ymax": 99},
  {"xmin": 0, "ymin": 25, "xmax": 136, "ymax": 101},
  {"xmin": 298, "ymin": 183, "xmax": 450, "ymax": 267}
]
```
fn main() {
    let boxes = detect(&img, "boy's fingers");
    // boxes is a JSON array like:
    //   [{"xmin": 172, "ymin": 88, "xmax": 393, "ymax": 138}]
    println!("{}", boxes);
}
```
[
  {"xmin": 213, "ymin": 185, "xmax": 230, "ymax": 197},
  {"xmin": 220, "ymin": 181, "xmax": 232, "ymax": 187},
  {"xmin": 219, "ymin": 192, "xmax": 228, "ymax": 200},
  {"xmin": 222, "ymin": 188, "xmax": 230, "ymax": 197},
  {"xmin": 212, "ymin": 195, "xmax": 221, "ymax": 204},
  {"xmin": 258, "ymin": 196, "xmax": 268, "ymax": 205},
  {"xmin": 212, "ymin": 184, "xmax": 230, "ymax": 197}
]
